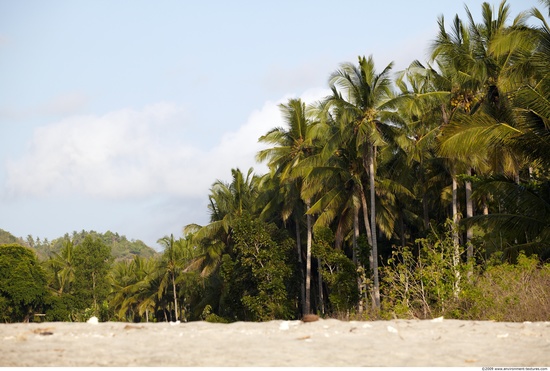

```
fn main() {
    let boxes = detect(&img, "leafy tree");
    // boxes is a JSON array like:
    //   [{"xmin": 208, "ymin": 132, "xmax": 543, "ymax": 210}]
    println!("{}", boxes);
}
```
[
  {"xmin": 0, "ymin": 244, "xmax": 49, "ymax": 322},
  {"xmin": 312, "ymin": 226, "xmax": 359, "ymax": 314},
  {"xmin": 71, "ymin": 235, "xmax": 113, "ymax": 319},
  {"xmin": 230, "ymin": 215, "xmax": 296, "ymax": 321}
]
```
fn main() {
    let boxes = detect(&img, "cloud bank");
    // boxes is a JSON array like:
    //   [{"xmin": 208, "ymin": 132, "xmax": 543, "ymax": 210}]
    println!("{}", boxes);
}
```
[
  {"xmin": 5, "ymin": 89, "xmax": 327, "ymax": 202},
  {"xmin": 2, "ymin": 89, "xmax": 329, "ymax": 247}
]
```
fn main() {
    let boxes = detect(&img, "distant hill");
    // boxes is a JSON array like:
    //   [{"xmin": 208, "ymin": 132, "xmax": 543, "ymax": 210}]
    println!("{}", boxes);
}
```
[
  {"xmin": 0, "ymin": 228, "xmax": 159, "ymax": 261},
  {"xmin": 0, "ymin": 229, "xmax": 25, "ymax": 245}
]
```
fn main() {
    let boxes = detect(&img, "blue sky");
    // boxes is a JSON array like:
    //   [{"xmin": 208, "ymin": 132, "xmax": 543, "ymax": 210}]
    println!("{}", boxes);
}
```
[{"xmin": 0, "ymin": 0, "xmax": 542, "ymax": 250}]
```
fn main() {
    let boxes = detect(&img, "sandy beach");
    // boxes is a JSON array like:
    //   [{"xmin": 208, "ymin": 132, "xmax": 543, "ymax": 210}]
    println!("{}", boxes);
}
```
[{"xmin": 1, "ymin": 318, "xmax": 549, "ymax": 367}]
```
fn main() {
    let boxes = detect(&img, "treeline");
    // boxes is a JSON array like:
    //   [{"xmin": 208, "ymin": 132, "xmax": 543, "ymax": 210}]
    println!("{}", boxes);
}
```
[
  {"xmin": 0, "ymin": 229, "xmax": 157, "ymax": 261},
  {"xmin": 1, "ymin": 0, "xmax": 550, "ymax": 323}
]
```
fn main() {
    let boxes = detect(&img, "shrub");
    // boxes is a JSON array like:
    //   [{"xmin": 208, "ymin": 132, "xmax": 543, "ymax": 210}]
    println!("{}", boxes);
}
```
[
  {"xmin": 381, "ymin": 221, "xmax": 465, "ymax": 319},
  {"xmin": 459, "ymin": 252, "xmax": 550, "ymax": 321}
]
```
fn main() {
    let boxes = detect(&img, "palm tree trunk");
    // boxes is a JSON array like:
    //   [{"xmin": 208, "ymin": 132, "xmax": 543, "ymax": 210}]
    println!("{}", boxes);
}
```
[
  {"xmin": 172, "ymin": 272, "xmax": 179, "ymax": 321},
  {"xmin": 305, "ymin": 199, "xmax": 312, "ymax": 314},
  {"xmin": 295, "ymin": 216, "xmax": 306, "ymax": 315},
  {"xmin": 368, "ymin": 145, "xmax": 380, "ymax": 310},
  {"xmin": 360, "ymin": 189, "xmax": 373, "ymax": 249},
  {"xmin": 451, "ymin": 172, "xmax": 461, "ymax": 299},
  {"xmin": 359, "ymin": 189, "xmax": 373, "ymax": 312},
  {"xmin": 452, "ymin": 172, "xmax": 460, "ymax": 247},
  {"xmin": 465, "ymin": 168, "xmax": 474, "ymax": 262},
  {"xmin": 353, "ymin": 197, "xmax": 364, "ymax": 314},
  {"xmin": 317, "ymin": 257, "xmax": 324, "ymax": 314}
]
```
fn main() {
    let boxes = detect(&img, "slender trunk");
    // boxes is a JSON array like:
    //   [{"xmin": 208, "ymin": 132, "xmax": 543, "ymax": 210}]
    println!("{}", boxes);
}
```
[
  {"xmin": 317, "ymin": 257, "xmax": 324, "ymax": 314},
  {"xmin": 368, "ymin": 145, "xmax": 380, "ymax": 310},
  {"xmin": 359, "ymin": 189, "xmax": 372, "ymax": 311},
  {"xmin": 452, "ymin": 172, "xmax": 460, "ymax": 247},
  {"xmin": 295, "ymin": 216, "xmax": 306, "ymax": 315},
  {"xmin": 305, "ymin": 199, "xmax": 312, "ymax": 314},
  {"xmin": 172, "ymin": 271, "xmax": 178, "ymax": 321},
  {"xmin": 353, "ymin": 196, "xmax": 364, "ymax": 314},
  {"xmin": 465, "ymin": 168, "xmax": 473, "ymax": 262},
  {"xmin": 451, "ymin": 172, "xmax": 461, "ymax": 299},
  {"xmin": 360, "ymin": 188, "xmax": 373, "ymax": 247},
  {"xmin": 352, "ymin": 196, "xmax": 359, "ymax": 265}
]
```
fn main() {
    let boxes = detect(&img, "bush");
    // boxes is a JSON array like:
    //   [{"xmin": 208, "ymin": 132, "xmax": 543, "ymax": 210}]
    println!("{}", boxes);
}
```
[
  {"xmin": 381, "ymin": 222, "xmax": 550, "ymax": 322},
  {"xmin": 313, "ymin": 226, "xmax": 359, "ymax": 314},
  {"xmin": 381, "ymin": 221, "xmax": 465, "ymax": 319},
  {"xmin": 0, "ymin": 244, "xmax": 49, "ymax": 322},
  {"xmin": 459, "ymin": 252, "xmax": 550, "ymax": 321}
]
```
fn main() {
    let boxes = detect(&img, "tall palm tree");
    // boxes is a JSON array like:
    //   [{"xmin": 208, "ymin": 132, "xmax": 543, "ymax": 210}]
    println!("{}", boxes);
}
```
[
  {"xmin": 157, "ymin": 234, "xmax": 186, "ymax": 322},
  {"xmin": 390, "ymin": 60, "xmax": 451, "ymax": 234},
  {"xmin": 257, "ymin": 98, "xmax": 317, "ymax": 314},
  {"xmin": 324, "ymin": 55, "xmax": 394, "ymax": 310},
  {"xmin": 467, "ymin": 5, "xmax": 550, "ymax": 257},
  {"xmin": 432, "ymin": 0, "xmax": 539, "ymax": 262}
]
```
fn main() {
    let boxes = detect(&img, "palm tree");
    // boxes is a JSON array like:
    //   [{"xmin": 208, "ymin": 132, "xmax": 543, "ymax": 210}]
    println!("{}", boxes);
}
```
[
  {"xmin": 257, "ymin": 98, "xmax": 317, "ymax": 314},
  {"xmin": 467, "ymin": 6, "xmax": 550, "ymax": 257},
  {"xmin": 109, "ymin": 255, "xmax": 159, "ymax": 322},
  {"xmin": 157, "ymin": 234, "xmax": 186, "ymax": 322},
  {"xmin": 187, "ymin": 168, "xmax": 260, "ymax": 278},
  {"xmin": 324, "ymin": 55, "xmax": 394, "ymax": 310},
  {"xmin": 256, "ymin": 171, "xmax": 308, "ymax": 311},
  {"xmin": 432, "ymin": 0, "xmax": 541, "ymax": 263},
  {"xmin": 47, "ymin": 238, "xmax": 75, "ymax": 295}
]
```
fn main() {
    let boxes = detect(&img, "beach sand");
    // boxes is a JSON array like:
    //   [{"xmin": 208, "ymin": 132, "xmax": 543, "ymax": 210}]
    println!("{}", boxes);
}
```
[{"xmin": 1, "ymin": 318, "xmax": 549, "ymax": 367}]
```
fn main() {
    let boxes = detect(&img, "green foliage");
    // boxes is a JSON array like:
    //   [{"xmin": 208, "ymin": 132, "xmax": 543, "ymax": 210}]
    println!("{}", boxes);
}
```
[
  {"xmin": 43, "ymin": 294, "xmax": 78, "ymax": 321},
  {"xmin": 71, "ymin": 235, "xmax": 113, "ymax": 318},
  {"xmin": 381, "ymin": 224, "xmax": 550, "ymax": 322},
  {"xmin": 21, "ymin": 230, "xmax": 159, "ymax": 263},
  {"xmin": 0, "ymin": 229, "xmax": 24, "ymax": 245},
  {"xmin": 0, "ymin": 244, "xmax": 49, "ymax": 322},
  {"xmin": 229, "ymin": 215, "xmax": 296, "ymax": 321},
  {"xmin": 381, "ymin": 221, "xmax": 466, "ymax": 319},
  {"xmin": 459, "ymin": 253, "xmax": 550, "ymax": 321},
  {"xmin": 313, "ymin": 226, "xmax": 359, "ymax": 314},
  {"xmin": 56, "ymin": 230, "xmax": 158, "ymax": 262},
  {"xmin": 200, "ymin": 304, "xmax": 229, "ymax": 323}
]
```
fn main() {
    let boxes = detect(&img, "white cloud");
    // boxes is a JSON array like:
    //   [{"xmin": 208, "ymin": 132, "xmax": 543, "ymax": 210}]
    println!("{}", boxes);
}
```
[
  {"xmin": 5, "ymin": 102, "xmax": 198, "ymax": 199},
  {"xmin": 4, "ymin": 89, "xmax": 330, "ymax": 202},
  {"xmin": 1, "ymin": 89, "xmax": 331, "ymax": 247}
]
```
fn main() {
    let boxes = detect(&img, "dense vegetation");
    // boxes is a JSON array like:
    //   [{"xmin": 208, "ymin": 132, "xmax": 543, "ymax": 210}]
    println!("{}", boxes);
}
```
[{"xmin": 1, "ymin": 0, "xmax": 549, "ymax": 323}]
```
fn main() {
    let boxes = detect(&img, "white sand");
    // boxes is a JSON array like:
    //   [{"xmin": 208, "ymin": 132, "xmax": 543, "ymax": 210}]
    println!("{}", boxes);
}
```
[{"xmin": 1, "ymin": 318, "xmax": 549, "ymax": 367}]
